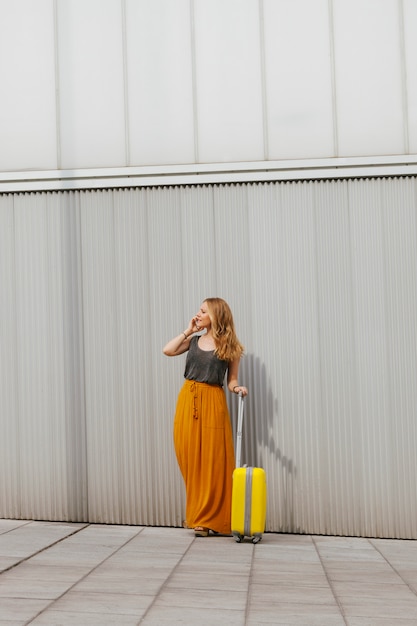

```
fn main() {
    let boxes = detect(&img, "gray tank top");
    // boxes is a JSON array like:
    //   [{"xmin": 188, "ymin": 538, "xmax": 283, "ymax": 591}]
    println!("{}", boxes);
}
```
[{"xmin": 184, "ymin": 336, "xmax": 228, "ymax": 386}]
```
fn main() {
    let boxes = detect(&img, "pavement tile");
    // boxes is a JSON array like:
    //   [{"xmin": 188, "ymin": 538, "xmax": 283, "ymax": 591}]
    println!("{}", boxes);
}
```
[
  {"xmin": 346, "ymin": 617, "xmax": 416, "ymax": 626},
  {"xmin": 323, "ymin": 563, "xmax": 404, "ymax": 584},
  {"xmin": 0, "ymin": 520, "xmax": 31, "ymax": 534},
  {"xmin": 28, "ymin": 525, "xmax": 141, "ymax": 568},
  {"xmin": 0, "ymin": 561, "xmax": 91, "ymax": 582},
  {"xmin": 332, "ymin": 580, "xmax": 417, "ymax": 601},
  {"xmin": 247, "ymin": 600, "xmax": 345, "ymax": 622},
  {"xmin": 120, "ymin": 527, "xmax": 193, "ymax": 554},
  {"xmin": 396, "ymin": 570, "xmax": 417, "ymax": 590},
  {"xmin": 48, "ymin": 590, "xmax": 153, "ymax": 615},
  {"xmin": 165, "ymin": 570, "xmax": 249, "ymax": 592},
  {"xmin": 341, "ymin": 597, "xmax": 417, "ymax": 619},
  {"xmin": 154, "ymin": 587, "xmax": 247, "ymax": 611},
  {"xmin": 0, "ymin": 597, "xmax": 51, "ymax": 621},
  {"xmin": 0, "ymin": 522, "xmax": 86, "ymax": 560},
  {"xmin": 182, "ymin": 538, "xmax": 253, "ymax": 564},
  {"xmin": 254, "ymin": 546, "xmax": 321, "ymax": 563},
  {"xmin": 73, "ymin": 569, "xmax": 167, "ymax": 595},
  {"xmin": 371, "ymin": 543, "xmax": 417, "ymax": 569},
  {"xmin": 251, "ymin": 559, "xmax": 324, "ymax": 573},
  {"xmin": 173, "ymin": 558, "xmax": 252, "ymax": 577},
  {"xmin": 251, "ymin": 571, "xmax": 329, "ymax": 587},
  {"xmin": 371, "ymin": 538, "xmax": 417, "ymax": 554},
  {"xmin": 29, "ymin": 549, "xmax": 116, "ymax": 568},
  {"xmin": 30, "ymin": 610, "xmax": 140, "ymax": 625},
  {"xmin": 0, "ymin": 563, "xmax": 91, "ymax": 602},
  {"xmin": 92, "ymin": 555, "xmax": 180, "ymax": 579},
  {"xmin": 246, "ymin": 616, "xmax": 346, "ymax": 626},
  {"xmin": 0, "ymin": 576, "xmax": 74, "ymax": 600},
  {"xmin": 140, "ymin": 606, "xmax": 245, "ymax": 625},
  {"xmin": 263, "ymin": 533, "xmax": 313, "ymax": 545},
  {"xmin": 316, "ymin": 547, "xmax": 386, "ymax": 563},
  {"xmin": 249, "ymin": 581, "xmax": 338, "ymax": 605},
  {"xmin": 0, "ymin": 558, "xmax": 22, "ymax": 573}
]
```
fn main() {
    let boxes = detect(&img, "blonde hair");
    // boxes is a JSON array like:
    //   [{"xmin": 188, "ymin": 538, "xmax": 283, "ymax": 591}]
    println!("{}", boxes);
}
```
[{"xmin": 204, "ymin": 297, "xmax": 244, "ymax": 362}]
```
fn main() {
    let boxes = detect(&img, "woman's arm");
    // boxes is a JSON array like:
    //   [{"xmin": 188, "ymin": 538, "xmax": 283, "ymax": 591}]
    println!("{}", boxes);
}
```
[
  {"xmin": 162, "ymin": 332, "xmax": 191, "ymax": 356},
  {"xmin": 227, "ymin": 357, "xmax": 248, "ymax": 396},
  {"xmin": 163, "ymin": 316, "xmax": 199, "ymax": 356}
]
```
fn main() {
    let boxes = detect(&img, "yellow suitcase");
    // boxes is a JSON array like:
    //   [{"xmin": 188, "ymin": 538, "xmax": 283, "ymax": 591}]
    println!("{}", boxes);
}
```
[{"xmin": 231, "ymin": 395, "xmax": 267, "ymax": 543}]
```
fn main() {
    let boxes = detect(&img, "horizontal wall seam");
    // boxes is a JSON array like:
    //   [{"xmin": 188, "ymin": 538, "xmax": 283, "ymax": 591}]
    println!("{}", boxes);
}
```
[{"xmin": 2, "ymin": 157, "xmax": 417, "ymax": 193}]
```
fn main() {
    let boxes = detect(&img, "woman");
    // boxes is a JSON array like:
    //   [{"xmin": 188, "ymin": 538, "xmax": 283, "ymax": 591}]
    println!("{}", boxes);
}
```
[{"xmin": 163, "ymin": 297, "xmax": 248, "ymax": 537}]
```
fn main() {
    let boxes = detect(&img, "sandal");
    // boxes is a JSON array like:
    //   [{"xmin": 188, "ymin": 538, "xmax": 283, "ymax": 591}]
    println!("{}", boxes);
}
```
[{"xmin": 194, "ymin": 526, "xmax": 209, "ymax": 537}]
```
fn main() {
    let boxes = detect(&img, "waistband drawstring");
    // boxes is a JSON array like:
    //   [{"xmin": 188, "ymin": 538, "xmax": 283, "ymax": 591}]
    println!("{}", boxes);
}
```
[{"xmin": 190, "ymin": 381, "xmax": 198, "ymax": 419}]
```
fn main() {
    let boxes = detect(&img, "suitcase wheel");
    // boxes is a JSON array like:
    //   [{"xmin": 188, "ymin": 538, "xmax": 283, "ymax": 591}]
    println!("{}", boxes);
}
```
[
  {"xmin": 252, "ymin": 534, "xmax": 262, "ymax": 544},
  {"xmin": 233, "ymin": 532, "xmax": 243, "ymax": 543}
]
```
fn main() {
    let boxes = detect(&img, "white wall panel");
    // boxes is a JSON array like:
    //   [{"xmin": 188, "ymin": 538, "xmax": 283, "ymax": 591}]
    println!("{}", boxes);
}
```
[
  {"xmin": 125, "ymin": 0, "xmax": 195, "ymax": 165},
  {"xmin": 333, "ymin": 0, "xmax": 405, "ymax": 156},
  {"xmin": 263, "ymin": 0, "xmax": 335, "ymax": 159},
  {"xmin": 403, "ymin": 0, "xmax": 417, "ymax": 153},
  {"xmin": 0, "ymin": 0, "xmax": 57, "ymax": 170},
  {"xmin": 2, "ymin": 177, "xmax": 417, "ymax": 538},
  {"xmin": 193, "ymin": 0, "xmax": 265, "ymax": 162},
  {"xmin": 56, "ymin": 0, "xmax": 126, "ymax": 168}
]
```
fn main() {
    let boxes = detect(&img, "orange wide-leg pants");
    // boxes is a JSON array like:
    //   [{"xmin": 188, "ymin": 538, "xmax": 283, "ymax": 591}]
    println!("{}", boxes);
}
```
[{"xmin": 174, "ymin": 379, "xmax": 235, "ymax": 534}]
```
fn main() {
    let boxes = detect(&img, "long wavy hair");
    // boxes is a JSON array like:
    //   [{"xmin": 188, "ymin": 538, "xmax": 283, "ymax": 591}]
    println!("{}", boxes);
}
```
[{"xmin": 204, "ymin": 297, "xmax": 244, "ymax": 362}]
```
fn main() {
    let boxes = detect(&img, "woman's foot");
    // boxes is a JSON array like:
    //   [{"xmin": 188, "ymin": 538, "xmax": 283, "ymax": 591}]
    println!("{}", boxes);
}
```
[{"xmin": 194, "ymin": 526, "xmax": 209, "ymax": 537}]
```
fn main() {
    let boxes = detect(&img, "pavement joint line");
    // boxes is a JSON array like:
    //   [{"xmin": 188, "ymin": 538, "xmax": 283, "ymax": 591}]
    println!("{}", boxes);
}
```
[
  {"xmin": 0, "ymin": 521, "xmax": 90, "ymax": 574},
  {"xmin": 369, "ymin": 538, "xmax": 417, "ymax": 597},
  {"xmin": 26, "ymin": 524, "xmax": 147, "ymax": 624},
  {"xmin": 0, "ymin": 520, "xmax": 33, "ymax": 537},
  {"xmin": 311, "ymin": 535, "xmax": 348, "ymax": 625},
  {"xmin": 243, "ymin": 541, "xmax": 255, "ymax": 624},
  {"xmin": 136, "ymin": 532, "xmax": 196, "ymax": 624}
]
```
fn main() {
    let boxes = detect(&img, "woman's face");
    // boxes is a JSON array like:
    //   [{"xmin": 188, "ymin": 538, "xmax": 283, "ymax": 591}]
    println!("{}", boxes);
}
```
[{"xmin": 195, "ymin": 301, "xmax": 212, "ymax": 331}]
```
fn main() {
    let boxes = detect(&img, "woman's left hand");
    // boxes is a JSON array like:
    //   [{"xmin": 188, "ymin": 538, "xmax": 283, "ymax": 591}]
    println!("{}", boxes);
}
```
[{"xmin": 234, "ymin": 386, "xmax": 248, "ymax": 397}]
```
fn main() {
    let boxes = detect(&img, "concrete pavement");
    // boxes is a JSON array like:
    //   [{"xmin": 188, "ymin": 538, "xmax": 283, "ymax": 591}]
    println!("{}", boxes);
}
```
[{"xmin": 1, "ymin": 519, "xmax": 417, "ymax": 625}]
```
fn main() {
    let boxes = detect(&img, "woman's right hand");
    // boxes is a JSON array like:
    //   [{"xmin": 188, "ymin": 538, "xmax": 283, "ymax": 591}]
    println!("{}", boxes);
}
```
[
  {"xmin": 163, "ymin": 316, "xmax": 198, "ymax": 356},
  {"xmin": 186, "ymin": 316, "xmax": 200, "ymax": 336}
]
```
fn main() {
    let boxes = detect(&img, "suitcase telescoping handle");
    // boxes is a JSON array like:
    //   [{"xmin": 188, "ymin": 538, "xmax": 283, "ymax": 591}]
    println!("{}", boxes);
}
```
[{"xmin": 235, "ymin": 392, "xmax": 244, "ymax": 469}]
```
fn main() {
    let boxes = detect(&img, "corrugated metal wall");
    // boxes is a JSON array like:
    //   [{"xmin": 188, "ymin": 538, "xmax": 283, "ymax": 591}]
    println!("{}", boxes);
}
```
[{"xmin": 1, "ymin": 177, "xmax": 417, "ymax": 538}]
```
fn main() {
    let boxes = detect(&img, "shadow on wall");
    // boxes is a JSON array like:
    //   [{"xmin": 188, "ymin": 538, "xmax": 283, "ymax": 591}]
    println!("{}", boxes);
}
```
[{"xmin": 231, "ymin": 353, "xmax": 297, "ymax": 533}]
